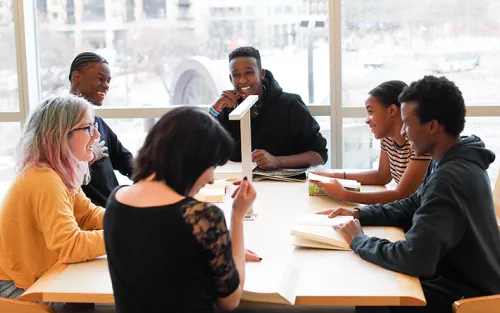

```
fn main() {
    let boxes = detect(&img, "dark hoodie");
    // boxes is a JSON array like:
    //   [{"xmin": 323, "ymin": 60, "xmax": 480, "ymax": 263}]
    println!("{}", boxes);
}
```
[
  {"xmin": 82, "ymin": 116, "xmax": 133, "ymax": 207},
  {"xmin": 352, "ymin": 135, "xmax": 500, "ymax": 297},
  {"xmin": 216, "ymin": 70, "xmax": 328, "ymax": 163}
]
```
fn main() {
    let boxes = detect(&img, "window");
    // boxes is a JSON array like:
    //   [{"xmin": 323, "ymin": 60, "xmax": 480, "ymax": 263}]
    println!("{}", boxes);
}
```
[
  {"xmin": 341, "ymin": 0, "xmax": 500, "ymax": 107},
  {"xmin": 82, "ymin": 0, "xmax": 105, "ymax": 21},
  {"xmin": 143, "ymin": 0, "xmax": 166, "ymax": 19},
  {"xmin": 464, "ymin": 117, "xmax": 500, "ymax": 186},
  {"xmin": 0, "ymin": 0, "xmax": 18, "ymax": 112}
]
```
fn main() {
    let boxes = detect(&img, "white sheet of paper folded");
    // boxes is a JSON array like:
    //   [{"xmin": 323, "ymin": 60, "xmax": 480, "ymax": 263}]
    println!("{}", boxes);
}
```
[
  {"xmin": 290, "ymin": 214, "xmax": 355, "ymax": 250},
  {"xmin": 242, "ymin": 261, "xmax": 299, "ymax": 305}
]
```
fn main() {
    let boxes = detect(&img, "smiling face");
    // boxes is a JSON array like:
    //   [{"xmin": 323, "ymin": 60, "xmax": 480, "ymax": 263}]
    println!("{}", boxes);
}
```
[
  {"xmin": 68, "ymin": 110, "xmax": 100, "ymax": 162},
  {"xmin": 229, "ymin": 56, "xmax": 265, "ymax": 100},
  {"xmin": 72, "ymin": 62, "xmax": 111, "ymax": 106},
  {"xmin": 189, "ymin": 166, "xmax": 216, "ymax": 196},
  {"xmin": 364, "ymin": 95, "xmax": 397, "ymax": 139},
  {"xmin": 400, "ymin": 101, "xmax": 434, "ymax": 156}
]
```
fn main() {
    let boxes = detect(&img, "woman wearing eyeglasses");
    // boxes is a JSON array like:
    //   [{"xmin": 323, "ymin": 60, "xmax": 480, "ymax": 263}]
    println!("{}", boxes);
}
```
[{"xmin": 0, "ymin": 95, "xmax": 106, "ymax": 308}]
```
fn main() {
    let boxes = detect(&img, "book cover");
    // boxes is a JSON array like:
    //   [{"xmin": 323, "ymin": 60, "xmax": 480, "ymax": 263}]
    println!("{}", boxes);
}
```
[{"xmin": 252, "ymin": 167, "xmax": 309, "ymax": 182}]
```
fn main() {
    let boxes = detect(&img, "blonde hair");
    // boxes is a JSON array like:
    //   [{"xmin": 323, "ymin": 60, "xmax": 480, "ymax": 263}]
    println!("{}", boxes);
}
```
[{"xmin": 17, "ymin": 95, "xmax": 93, "ymax": 193}]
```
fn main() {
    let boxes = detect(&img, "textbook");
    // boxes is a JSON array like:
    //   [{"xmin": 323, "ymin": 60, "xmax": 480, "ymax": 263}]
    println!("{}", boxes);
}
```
[
  {"xmin": 290, "ymin": 214, "xmax": 355, "ymax": 250},
  {"xmin": 194, "ymin": 179, "xmax": 227, "ymax": 203},
  {"xmin": 242, "ymin": 262, "xmax": 299, "ymax": 305},
  {"xmin": 307, "ymin": 172, "xmax": 361, "ymax": 196},
  {"xmin": 252, "ymin": 167, "xmax": 309, "ymax": 182}
]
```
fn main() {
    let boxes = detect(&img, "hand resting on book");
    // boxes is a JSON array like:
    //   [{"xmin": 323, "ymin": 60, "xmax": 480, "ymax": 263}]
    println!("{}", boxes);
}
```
[
  {"xmin": 314, "ymin": 179, "xmax": 347, "ymax": 199},
  {"xmin": 333, "ymin": 219, "xmax": 364, "ymax": 245},
  {"xmin": 316, "ymin": 207, "xmax": 357, "ymax": 218}
]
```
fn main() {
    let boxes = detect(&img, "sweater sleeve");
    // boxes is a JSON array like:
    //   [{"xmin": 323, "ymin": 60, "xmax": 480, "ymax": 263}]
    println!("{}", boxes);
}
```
[
  {"xmin": 288, "ymin": 95, "xmax": 328, "ymax": 163},
  {"xmin": 351, "ymin": 177, "xmax": 466, "ymax": 277},
  {"xmin": 33, "ymin": 173, "xmax": 106, "ymax": 263},
  {"xmin": 98, "ymin": 117, "xmax": 134, "ymax": 178},
  {"xmin": 358, "ymin": 188, "xmax": 421, "ymax": 229},
  {"xmin": 73, "ymin": 188, "xmax": 105, "ymax": 230}
]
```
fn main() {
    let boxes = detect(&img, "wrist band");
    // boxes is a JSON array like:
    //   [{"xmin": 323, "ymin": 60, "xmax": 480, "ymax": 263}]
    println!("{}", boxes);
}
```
[{"xmin": 209, "ymin": 107, "xmax": 220, "ymax": 117}]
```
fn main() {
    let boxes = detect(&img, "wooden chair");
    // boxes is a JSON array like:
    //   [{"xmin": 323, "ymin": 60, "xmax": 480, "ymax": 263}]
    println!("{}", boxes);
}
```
[
  {"xmin": 452, "ymin": 172, "xmax": 500, "ymax": 313},
  {"xmin": 0, "ymin": 298, "xmax": 54, "ymax": 313}
]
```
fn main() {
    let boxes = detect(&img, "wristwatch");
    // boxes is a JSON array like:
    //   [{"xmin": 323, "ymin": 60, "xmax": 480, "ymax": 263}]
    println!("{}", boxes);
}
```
[{"xmin": 352, "ymin": 208, "xmax": 361, "ymax": 219}]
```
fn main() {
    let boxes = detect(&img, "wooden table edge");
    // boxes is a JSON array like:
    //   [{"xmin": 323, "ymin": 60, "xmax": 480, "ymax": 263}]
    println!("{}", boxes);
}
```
[{"xmin": 20, "ymin": 262, "xmax": 68, "ymax": 302}]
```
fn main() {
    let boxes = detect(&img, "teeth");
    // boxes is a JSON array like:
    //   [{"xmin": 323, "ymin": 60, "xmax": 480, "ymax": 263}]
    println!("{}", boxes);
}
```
[
  {"xmin": 97, "ymin": 92, "xmax": 105, "ymax": 96},
  {"xmin": 241, "ymin": 86, "xmax": 250, "ymax": 90}
]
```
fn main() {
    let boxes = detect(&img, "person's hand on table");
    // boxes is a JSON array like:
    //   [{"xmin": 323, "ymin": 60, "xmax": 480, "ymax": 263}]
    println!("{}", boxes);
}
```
[
  {"xmin": 333, "ymin": 219, "xmax": 364, "ymax": 245},
  {"xmin": 316, "ymin": 207, "xmax": 357, "ymax": 218},
  {"xmin": 251, "ymin": 149, "xmax": 280, "ymax": 170}
]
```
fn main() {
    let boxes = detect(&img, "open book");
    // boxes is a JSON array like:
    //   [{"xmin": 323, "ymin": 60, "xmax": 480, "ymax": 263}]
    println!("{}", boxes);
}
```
[
  {"xmin": 290, "ymin": 214, "xmax": 355, "ymax": 250},
  {"xmin": 308, "ymin": 172, "xmax": 361, "ymax": 196},
  {"xmin": 242, "ymin": 262, "xmax": 299, "ymax": 305},
  {"xmin": 194, "ymin": 179, "xmax": 227, "ymax": 203},
  {"xmin": 252, "ymin": 167, "xmax": 309, "ymax": 182}
]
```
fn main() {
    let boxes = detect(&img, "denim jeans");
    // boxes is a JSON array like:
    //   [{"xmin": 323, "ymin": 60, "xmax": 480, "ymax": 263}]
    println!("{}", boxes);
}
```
[{"xmin": 0, "ymin": 280, "xmax": 66, "ymax": 311}]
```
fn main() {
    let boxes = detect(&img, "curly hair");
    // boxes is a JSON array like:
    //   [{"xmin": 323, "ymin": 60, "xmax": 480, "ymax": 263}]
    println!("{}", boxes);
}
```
[
  {"xmin": 228, "ymin": 46, "xmax": 262, "ymax": 69},
  {"xmin": 398, "ymin": 75, "xmax": 466, "ymax": 137}
]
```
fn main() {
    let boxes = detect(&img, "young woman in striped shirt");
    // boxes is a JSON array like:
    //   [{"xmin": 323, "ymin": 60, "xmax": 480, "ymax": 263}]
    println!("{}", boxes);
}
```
[{"xmin": 312, "ymin": 80, "xmax": 431, "ymax": 205}]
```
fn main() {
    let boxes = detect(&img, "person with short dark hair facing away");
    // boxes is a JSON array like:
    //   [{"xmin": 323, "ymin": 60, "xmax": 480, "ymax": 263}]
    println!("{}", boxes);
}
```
[
  {"xmin": 69, "ymin": 52, "xmax": 133, "ymax": 207},
  {"xmin": 104, "ymin": 107, "xmax": 260, "ymax": 313},
  {"xmin": 319, "ymin": 76, "xmax": 500, "ymax": 313},
  {"xmin": 210, "ymin": 46, "xmax": 328, "ymax": 170},
  {"xmin": 312, "ymin": 80, "xmax": 431, "ymax": 204}
]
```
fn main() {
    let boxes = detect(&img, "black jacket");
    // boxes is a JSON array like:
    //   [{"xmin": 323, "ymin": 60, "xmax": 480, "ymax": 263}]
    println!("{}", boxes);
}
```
[
  {"xmin": 216, "ymin": 70, "xmax": 328, "ymax": 163},
  {"xmin": 352, "ymin": 135, "xmax": 500, "ymax": 295},
  {"xmin": 82, "ymin": 116, "xmax": 133, "ymax": 207}
]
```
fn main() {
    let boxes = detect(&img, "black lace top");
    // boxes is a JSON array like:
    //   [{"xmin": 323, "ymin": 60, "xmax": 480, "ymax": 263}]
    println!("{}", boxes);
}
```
[{"xmin": 103, "ymin": 187, "xmax": 240, "ymax": 313}]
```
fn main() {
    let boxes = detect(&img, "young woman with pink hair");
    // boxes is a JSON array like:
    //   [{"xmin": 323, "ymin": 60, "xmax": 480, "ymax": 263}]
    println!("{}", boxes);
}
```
[{"xmin": 0, "ymin": 95, "xmax": 106, "ymax": 308}]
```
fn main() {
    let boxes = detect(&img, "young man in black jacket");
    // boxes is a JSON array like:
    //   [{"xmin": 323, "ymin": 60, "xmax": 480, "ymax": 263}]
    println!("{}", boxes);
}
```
[
  {"xmin": 320, "ymin": 76, "xmax": 500, "ymax": 313},
  {"xmin": 69, "ymin": 52, "xmax": 133, "ymax": 207},
  {"xmin": 210, "ymin": 46, "xmax": 328, "ymax": 169}
]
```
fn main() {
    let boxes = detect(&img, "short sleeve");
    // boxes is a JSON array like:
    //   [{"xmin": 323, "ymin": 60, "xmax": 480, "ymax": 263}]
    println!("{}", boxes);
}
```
[{"xmin": 183, "ymin": 201, "xmax": 240, "ymax": 297}]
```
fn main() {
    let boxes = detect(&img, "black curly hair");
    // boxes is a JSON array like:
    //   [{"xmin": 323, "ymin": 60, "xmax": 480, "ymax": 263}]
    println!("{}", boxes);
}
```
[
  {"xmin": 398, "ymin": 75, "xmax": 466, "ymax": 137},
  {"xmin": 228, "ymin": 46, "xmax": 262, "ymax": 69}
]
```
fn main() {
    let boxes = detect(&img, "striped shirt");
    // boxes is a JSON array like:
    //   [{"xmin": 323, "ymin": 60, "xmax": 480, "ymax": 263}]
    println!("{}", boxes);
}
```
[{"xmin": 380, "ymin": 137, "xmax": 432, "ymax": 184}]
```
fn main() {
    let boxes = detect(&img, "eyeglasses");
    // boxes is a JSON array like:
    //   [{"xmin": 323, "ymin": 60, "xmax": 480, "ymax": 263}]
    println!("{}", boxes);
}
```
[{"xmin": 71, "ymin": 122, "xmax": 98, "ymax": 136}]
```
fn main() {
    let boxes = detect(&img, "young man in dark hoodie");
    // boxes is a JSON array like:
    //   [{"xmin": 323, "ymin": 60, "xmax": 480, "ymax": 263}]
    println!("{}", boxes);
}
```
[
  {"xmin": 319, "ymin": 75, "xmax": 500, "ymax": 313},
  {"xmin": 209, "ymin": 46, "xmax": 328, "ymax": 169},
  {"xmin": 69, "ymin": 52, "xmax": 134, "ymax": 207}
]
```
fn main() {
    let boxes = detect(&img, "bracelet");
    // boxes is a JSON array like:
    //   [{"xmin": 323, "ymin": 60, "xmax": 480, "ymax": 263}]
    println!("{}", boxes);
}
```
[
  {"xmin": 209, "ymin": 107, "xmax": 220, "ymax": 117},
  {"xmin": 343, "ymin": 172, "xmax": 346, "ymax": 179}
]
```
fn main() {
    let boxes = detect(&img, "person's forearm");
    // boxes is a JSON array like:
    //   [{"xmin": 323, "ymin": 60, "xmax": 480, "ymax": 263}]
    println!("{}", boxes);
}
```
[
  {"xmin": 276, "ymin": 151, "xmax": 324, "ymax": 168},
  {"xmin": 341, "ymin": 189, "xmax": 406, "ymax": 205},
  {"xmin": 344, "ymin": 170, "xmax": 388, "ymax": 185},
  {"xmin": 230, "ymin": 215, "xmax": 245, "ymax": 290}
]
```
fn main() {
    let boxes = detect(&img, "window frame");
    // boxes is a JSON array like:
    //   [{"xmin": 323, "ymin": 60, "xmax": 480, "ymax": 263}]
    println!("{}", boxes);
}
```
[{"xmin": 6, "ymin": 0, "xmax": 500, "ymax": 169}]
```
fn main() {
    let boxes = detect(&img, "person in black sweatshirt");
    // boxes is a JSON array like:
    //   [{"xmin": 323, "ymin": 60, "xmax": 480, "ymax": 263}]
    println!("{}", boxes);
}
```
[
  {"xmin": 319, "ymin": 75, "xmax": 500, "ymax": 313},
  {"xmin": 209, "ymin": 46, "xmax": 328, "ymax": 169},
  {"xmin": 69, "ymin": 52, "xmax": 133, "ymax": 207}
]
